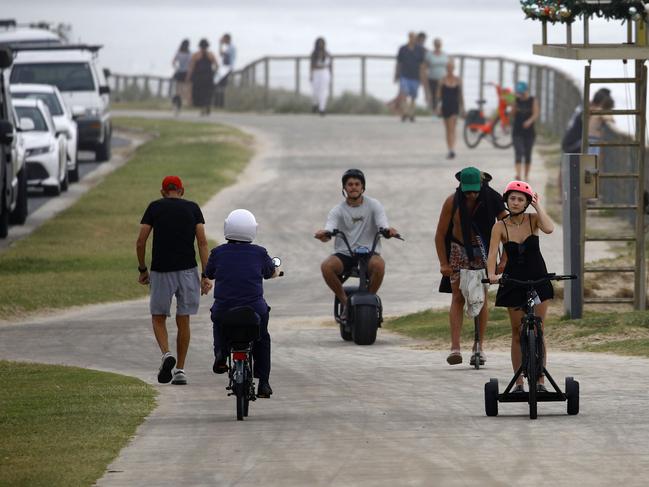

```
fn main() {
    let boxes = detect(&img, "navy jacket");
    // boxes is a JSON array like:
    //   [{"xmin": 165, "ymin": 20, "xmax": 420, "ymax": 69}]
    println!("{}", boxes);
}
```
[{"xmin": 205, "ymin": 241, "xmax": 275, "ymax": 317}]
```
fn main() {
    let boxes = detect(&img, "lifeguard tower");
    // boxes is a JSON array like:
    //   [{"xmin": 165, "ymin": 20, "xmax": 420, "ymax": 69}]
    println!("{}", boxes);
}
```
[{"xmin": 526, "ymin": 0, "xmax": 649, "ymax": 317}]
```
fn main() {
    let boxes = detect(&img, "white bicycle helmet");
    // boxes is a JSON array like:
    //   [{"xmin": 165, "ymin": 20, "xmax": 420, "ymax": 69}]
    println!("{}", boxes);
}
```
[{"xmin": 224, "ymin": 209, "xmax": 257, "ymax": 242}]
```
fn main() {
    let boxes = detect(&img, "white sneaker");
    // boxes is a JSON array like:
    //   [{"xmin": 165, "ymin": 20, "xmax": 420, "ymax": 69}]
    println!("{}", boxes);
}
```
[
  {"xmin": 157, "ymin": 352, "xmax": 176, "ymax": 384},
  {"xmin": 171, "ymin": 369, "xmax": 187, "ymax": 385}
]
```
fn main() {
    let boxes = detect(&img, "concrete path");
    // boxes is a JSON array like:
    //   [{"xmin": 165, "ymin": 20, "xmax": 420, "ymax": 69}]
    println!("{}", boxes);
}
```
[{"xmin": 1, "ymin": 113, "xmax": 647, "ymax": 486}]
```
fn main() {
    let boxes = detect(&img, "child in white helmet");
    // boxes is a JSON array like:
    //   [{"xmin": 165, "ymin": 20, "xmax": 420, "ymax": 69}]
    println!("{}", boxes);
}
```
[{"xmin": 203, "ymin": 209, "xmax": 279, "ymax": 398}]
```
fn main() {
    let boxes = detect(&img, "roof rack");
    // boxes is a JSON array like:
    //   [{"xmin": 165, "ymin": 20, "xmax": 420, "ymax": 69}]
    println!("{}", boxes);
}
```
[{"xmin": 9, "ymin": 44, "xmax": 103, "ymax": 53}]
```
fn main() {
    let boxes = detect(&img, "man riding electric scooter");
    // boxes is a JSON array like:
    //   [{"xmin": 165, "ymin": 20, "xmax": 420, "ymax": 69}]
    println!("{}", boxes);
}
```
[{"xmin": 314, "ymin": 169, "xmax": 399, "ymax": 323}]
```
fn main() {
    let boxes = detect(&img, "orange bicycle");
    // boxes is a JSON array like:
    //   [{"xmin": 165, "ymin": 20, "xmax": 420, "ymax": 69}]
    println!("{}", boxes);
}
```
[{"xmin": 463, "ymin": 83, "xmax": 513, "ymax": 149}]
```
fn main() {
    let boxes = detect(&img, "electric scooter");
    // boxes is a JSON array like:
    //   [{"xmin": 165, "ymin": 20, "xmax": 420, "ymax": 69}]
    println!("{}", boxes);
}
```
[{"xmin": 326, "ymin": 228, "xmax": 403, "ymax": 345}]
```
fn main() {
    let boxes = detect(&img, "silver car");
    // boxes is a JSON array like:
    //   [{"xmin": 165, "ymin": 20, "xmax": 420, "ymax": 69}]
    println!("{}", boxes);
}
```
[
  {"xmin": 13, "ymin": 98, "xmax": 67, "ymax": 196},
  {"xmin": 11, "ymin": 83, "xmax": 79, "ymax": 182}
]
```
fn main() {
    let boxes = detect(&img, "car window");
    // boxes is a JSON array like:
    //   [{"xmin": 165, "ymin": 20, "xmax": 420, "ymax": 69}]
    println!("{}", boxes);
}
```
[
  {"xmin": 11, "ymin": 62, "xmax": 95, "ymax": 92},
  {"xmin": 15, "ymin": 106, "xmax": 48, "ymax": 131},
  {"xmin": 12, "ymin": 92, "xmax": 64, "ymax": 116}
]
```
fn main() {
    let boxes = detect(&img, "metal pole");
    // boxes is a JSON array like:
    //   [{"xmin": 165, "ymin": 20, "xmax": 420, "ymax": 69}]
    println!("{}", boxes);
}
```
[
  {"xmin": 584, "ymin": 15, "xmax": 590, "ymax": 45},
  {"xmin": 264, "ymin": 57, "xmax": 269, "ymax": 109},
  {"xmin": 459, "ymin": 56, "xmax": 465, "ymax": 83},
  {"xmin": 634, "ymin": 60, "xmax": 647, "ymax": 309},
  {"xmin": 563, "ymin": 153, "xmax": 584, "ymax": 318},
  {"xmin": 498, "ymin": 58, "xmax": 504, "ymax": 88},
  {"xmin": 582, "ymin": 65, "xmax": 591, "ymax": 155}
]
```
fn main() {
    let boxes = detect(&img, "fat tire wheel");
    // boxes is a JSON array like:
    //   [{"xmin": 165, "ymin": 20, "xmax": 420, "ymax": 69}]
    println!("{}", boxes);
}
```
[
  {"xmin": 527, "ymin": 329, "xmax": 538, "ymax": 420},
  {"xmin": 352, "ymin": 305, "xmax": 379, "ymax": 345},
  {"xmin": 68, "ymin": 151, "xmax": 79, "ymax": 183},
  {"xmin": 95, "ymin": 128, "xmax": 112, "ymax": 162},
  {"xmin": 490, "ymin": 117, "xmax": 513, "ymax": 149},
  {"xmin": 243, "ymin": 391, "xmax": 250, "ymax": 417},
  {"xmin": 236, "ymin": 387, "xmax": 245, "ymax": 421},
  {"xmin": 10, "ymin": 169, "xmax": 28, "ymax": 225},
  {"xmin": 0, "ymin": 189, "xmax": 8, "ymax": 239},
  {"xmin": 463, "ymin": 120, "xmax": 483, "ymax": 148},
  {"xmin": 566, "ymin": 377, "xmax": 580, "ymax": 415},
  {"xmin": 485, "ymin": 378, "xmax": 499, "ymax": 417}
]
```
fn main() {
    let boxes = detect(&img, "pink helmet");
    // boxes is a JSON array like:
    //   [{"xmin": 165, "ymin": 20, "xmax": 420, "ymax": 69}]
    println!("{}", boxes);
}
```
[{"xmin": 503, "ymin": 180, "xmax": 533, "ymax": 202}]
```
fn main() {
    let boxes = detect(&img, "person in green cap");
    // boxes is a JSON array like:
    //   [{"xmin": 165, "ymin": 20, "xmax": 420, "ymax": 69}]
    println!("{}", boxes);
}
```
[{"xmin": 434, "ymin": 167, "xmax": 508, "ymax": 365}]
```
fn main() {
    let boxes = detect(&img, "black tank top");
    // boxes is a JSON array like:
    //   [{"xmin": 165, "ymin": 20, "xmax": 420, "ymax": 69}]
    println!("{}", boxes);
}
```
[
  {"xmin": 513, "ymin": 96, "xmax": 535, "ymax": 136},
  {"xmin": 495, "ymin": 214, "xmax": 553, "ymax": 307}
]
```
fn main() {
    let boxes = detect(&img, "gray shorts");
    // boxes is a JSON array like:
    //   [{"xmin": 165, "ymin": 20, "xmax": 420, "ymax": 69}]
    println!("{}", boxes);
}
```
[{"xmin": 149, "ymin": 268, "xmax": 200, "ymax": 316}]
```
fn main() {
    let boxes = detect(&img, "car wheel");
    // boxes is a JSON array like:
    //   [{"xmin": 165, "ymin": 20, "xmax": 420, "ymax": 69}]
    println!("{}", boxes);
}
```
[
  {"xmin": 95, "ymin": 126, "xmax": 111, "ymax": 162},
  {"xmin": 10, "ymin": 168, "xmax": 28, "ymax": 225},
  {"xmin": 68, "ymin": 150, "xmax": 79, "ymax": 183},
  {"xmin": 0, "ymin": 189, "xmax": 9, "ymax": 238}
]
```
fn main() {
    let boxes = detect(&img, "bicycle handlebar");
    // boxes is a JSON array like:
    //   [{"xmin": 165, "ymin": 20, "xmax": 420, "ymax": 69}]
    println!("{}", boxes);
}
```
[{"xmin": 481, "ymin": 273, "xmax": 577, "ymax": 286}]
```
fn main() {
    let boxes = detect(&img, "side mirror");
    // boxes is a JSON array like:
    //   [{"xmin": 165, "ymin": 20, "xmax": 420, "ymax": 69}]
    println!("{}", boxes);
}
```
[
  {"xmin": 99, "ymin": 85, "xmax": 110, "ymax": 95},
  {"xmin": 71, "ymin": 105, "xmax": 85, "ymax": 117},
  {"xmin": 0, "ymin": 119, "xmax": 14, "ymax": 144},
  {"xmin": 272, "ymin": 257, "xmax": 281, "ymax": 267},
  {"xmin": 19, "ymin": 118, "xmax": 35, "ymax": 131},
  {"xmin": 0, "ymin": 47, "xmax": 12, "ymax": 70},
  {"xmin": 103, "ymin": 67, "xmax": 111, "ymax": 78}
]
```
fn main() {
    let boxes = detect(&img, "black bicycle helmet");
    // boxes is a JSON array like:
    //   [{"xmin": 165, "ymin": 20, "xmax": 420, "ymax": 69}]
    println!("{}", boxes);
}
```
[{"xmin": 342, "ymin": 168, "xmax": 366, "ymax": 189}]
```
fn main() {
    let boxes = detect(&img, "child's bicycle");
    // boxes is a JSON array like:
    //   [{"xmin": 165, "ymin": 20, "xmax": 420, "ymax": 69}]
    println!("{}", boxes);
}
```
[
  {"xmin": 463, "ymin": 83, "xmax": 513, "ymax": 149},
  {"xmin": 482, "ymin": 273, "xmax": 579, "ymax": 420}
]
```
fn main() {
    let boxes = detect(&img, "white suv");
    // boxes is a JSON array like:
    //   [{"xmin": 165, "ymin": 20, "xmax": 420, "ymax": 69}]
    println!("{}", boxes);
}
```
[
  {"xmin": 9, "ymin": 45, "xmax": 112, "ymax": 162},
  {"xmin": 11, "ymin": 83, "xmax": 79, "ymax": 182}
]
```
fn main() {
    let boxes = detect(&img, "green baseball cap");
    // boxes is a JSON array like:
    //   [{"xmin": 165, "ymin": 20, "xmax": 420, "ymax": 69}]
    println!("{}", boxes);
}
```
[{"xmin": 460, "ymin": 166, "xmax": 481, "ymax": 192}]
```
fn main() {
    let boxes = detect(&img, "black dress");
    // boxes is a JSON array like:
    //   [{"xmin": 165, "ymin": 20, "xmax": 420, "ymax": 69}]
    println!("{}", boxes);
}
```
[
  {"xmin": 191, "ymin": 53, "xmax": 215, "ymax": 108},
  {"xmin": 441, "ymin": 84, "xmax": 460, "ymax": 119},
  {"xmin": 495, "ymin": 215, "xmax": 553, "ymax": 308}
]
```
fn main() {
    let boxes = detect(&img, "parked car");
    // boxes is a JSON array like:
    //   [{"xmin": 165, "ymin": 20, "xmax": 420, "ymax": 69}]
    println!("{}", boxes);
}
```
[
  {"xmin": 14, "ymin": 98, "xmax": 68, "ymax": 196},
  {"xmin": 11, "ymin": 83, "xmax": 79, "ymax": 182},
  {"xmin": 0, "ymin": 47, "xmax": 29, "ymax": 238},
  {"xmin": 9, "ymin": 45, "xmax": 112, "ymax": 162},
  {"xmin": 0, "ymin": 19, "xmax": 63, "ymax": 48}
]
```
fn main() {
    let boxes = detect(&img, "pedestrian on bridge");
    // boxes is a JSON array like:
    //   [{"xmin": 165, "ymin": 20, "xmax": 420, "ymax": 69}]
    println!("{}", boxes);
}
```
[
  {"xmin": 512, "ymin": 81, "xmax": 539, "ymax": 181},
  {"xmin": 424, "ymin": 37, "xmax": 448, "ymax": 112},
  {"xmin": 394, "ymin": 32, "xmax": 426, "ymax": 122},
  {"xmin": 172, "ymin": 39, "xmax": 192, "ymax": 114},
  {"xmin": 437, "ymin": 58, "xmax": 464, "ymax": 159},
  {"xmin": 187, "ymin": 38, "xmax": 218, "ymax": 115},
  {"xmin": 310, "ymin": 37, "xmax": 332, "ymax": 116}
]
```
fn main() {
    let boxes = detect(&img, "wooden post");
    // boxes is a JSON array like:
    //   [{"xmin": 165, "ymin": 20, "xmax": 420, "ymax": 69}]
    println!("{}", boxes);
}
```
[
  {"xmin": 295, "ymin": 58, "xmax": 301, "ymax": 96},
  {"xmin": 157, "ymin": 78, "xmax": 163, "ymax": 98},
  {"xmin": 459, "ymin": 56, "xmax": 465, "ymax": 83},
  {"xmin": 264, "ymin": 57, "xmax": 269, "ymax": 109},
  {"xmin": 634, "ymin": 60, "xmax": 647, "ymax": 309},
  {"xmin": 514, "ymin": 62, "xmax": 520, "ymax": 84},
  {"xmin": 567, "ymin": 22, "xmax": 572, "ymax": 46},
  {"xmin": 361, "ymin": 56, "xmax": 366, "ymax": 98},
  {"xmin": 329, "ymin": 58, "xmax": 334, "ymax": 102},
  {"xmin": 478, "ymin": 58, "xmax": 485, "ymax": 102},
  {"xmin": 498, "ymin": 58, "xmax": 504, "ymax": 88},
  {"xmin": 542, "ymin": 20, "xmax": 548, "ymax": 45}
]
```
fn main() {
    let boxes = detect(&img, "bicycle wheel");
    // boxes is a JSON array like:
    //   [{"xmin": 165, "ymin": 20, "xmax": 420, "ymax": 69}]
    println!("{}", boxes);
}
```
[
  {"xmin": 463, "ymin": 120, "xmax": 484, "ymax": 148},
  {"xmin": 527, "ymin": 327, "xmax": 538, "ymax": 420},
  {"xmin": 490, "ymin": 117, "xmax": 513, "ymax": 149}
]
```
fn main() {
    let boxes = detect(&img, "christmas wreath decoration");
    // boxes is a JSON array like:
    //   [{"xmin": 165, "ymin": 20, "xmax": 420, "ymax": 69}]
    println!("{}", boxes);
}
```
[{"xmin": 520, "ymin": 0, "xmax": 649, "ymax": 24}]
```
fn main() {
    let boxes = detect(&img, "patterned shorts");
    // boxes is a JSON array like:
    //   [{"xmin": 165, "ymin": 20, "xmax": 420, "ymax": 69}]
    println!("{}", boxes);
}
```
[{"xmin": 449, "ymin": 242, "xmax": 485, "ymax": 284}]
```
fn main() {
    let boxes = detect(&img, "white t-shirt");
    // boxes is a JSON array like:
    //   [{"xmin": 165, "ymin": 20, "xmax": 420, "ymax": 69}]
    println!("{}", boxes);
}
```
[
  {"xmin": 425, "ymin": 51, "xmax": 448, "ymax": 81},
  {"xmin": 325, "ymin": 196, "xmax": 390, "ymax": 256}
]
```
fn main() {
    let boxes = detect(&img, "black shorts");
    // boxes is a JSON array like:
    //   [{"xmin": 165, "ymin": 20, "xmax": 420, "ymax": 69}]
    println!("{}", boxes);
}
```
[
  {"xmin": 513, "ymin": 133, "xmax": 535, "ymax": 164},
  {"xmin": 334, "ymin": 253, "xmax": 360, "ymax": 275}
]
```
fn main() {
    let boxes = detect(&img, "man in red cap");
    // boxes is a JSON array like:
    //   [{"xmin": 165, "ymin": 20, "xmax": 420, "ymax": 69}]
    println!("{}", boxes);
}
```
[{"xmin": 136, "ymin": 175, "xmax": 212, "ymax": 385}]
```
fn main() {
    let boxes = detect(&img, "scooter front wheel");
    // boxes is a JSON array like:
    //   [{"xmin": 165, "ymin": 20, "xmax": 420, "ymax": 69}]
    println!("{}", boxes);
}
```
[{"xmin": 352, "ymin": 305, "xmax": 379, "ymax": 345}]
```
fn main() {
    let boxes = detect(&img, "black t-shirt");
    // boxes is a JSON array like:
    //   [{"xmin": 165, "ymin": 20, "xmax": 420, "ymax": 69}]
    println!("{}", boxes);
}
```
[
  {"xmin": 140, "ymin": 198, "xmax": 205, "ymax": 272},
  {"xmin": 473, "ymin": 186, "xmax": 506, "ymax": 249},
  {"xmin": 397, "ymin": 44, "xmax": 425, "ymax": 80}
]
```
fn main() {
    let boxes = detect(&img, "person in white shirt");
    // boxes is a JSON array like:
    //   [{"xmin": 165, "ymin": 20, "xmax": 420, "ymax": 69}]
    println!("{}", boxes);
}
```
[
  {"xmin": 314, "ymin": 169, "xmax": 399, "ymax": 317},
  {"xmin": 424, "ymin": 38, "xmax": 448, "ymax": 112},
  {"xmin": 310, "ymin": 37, "xmax": 332, "ymax": 116}
]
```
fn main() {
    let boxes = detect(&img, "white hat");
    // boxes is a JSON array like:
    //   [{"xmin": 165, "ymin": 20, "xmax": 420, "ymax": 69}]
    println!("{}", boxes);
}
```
[{"xmin": 224, "ymin": 209, "xmax": 257, "ymax": 242}]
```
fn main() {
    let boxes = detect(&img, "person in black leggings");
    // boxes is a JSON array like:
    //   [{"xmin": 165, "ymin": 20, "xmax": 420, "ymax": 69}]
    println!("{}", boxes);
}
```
[{"xmin": 511, "ymin": 81, "xmax": 539, "ymax": 181}]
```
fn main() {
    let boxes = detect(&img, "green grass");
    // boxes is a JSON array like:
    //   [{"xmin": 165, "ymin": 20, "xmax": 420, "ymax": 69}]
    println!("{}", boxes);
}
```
[
  {"xmin": 0, "ymin": 117, "xmax": 253, "ymax": 319},
  {"xmin": 0, "ymin": 361, "xmax": 156, "ymax": 487},
  {"xmin": 385, "ymin": 307, "xmax": 649, "ymax": 357}
]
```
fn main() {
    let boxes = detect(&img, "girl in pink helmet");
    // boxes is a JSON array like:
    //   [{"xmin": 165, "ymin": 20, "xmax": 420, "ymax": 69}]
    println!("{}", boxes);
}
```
[{"xmin": 486, "ymin": 181, "xmax": 555, "ymax": 394}]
